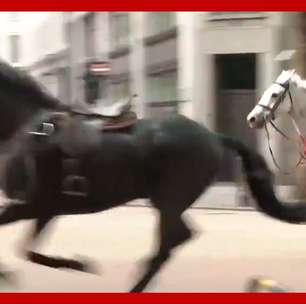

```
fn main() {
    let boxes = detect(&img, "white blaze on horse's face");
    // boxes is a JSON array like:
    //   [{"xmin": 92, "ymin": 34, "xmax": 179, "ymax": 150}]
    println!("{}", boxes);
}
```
[{"xmin": 247, "ymin": 70, "xmax": 296, "ymax": 129}]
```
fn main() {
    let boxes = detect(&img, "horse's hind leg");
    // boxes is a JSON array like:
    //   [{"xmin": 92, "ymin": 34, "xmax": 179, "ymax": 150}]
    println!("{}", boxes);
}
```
[
  {"xmin": 130, "ymin": 210, "xmax": 194, "ymax": 292},
  {"xmin": 130, "ymin": 156, "xmax": 217, "ymax": 292},
  {"xmin": 23, "ymin": 216, "xmax": 97, "ymax": 274}
]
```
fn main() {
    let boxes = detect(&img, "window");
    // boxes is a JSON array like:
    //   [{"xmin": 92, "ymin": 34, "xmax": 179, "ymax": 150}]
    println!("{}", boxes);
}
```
[
  {"xmin": 110, "ymin": 13, "xmax": 130, "ymax": 50},
  {"xmin": 147, "ymin": 70, "xmax": 178, "ymax": 118},
  {"xmin": 208, "ymin": 12, "xmax": 266, "ymax": 20},
  {"xmin": 64, "ymin": 19, "xmax": 72, "ymax": 46},
  {"xmin": 111, "ymin": 81, "xmax": 130, "ymax": 101},
  {"xmin": 9, "ymin": 12, "xmax": 20, "ymax": 23},
  {"xmin": 148, "ymin": 71, "xmax": 178, "ymax": 102},
  {"xmin": 147, "ymin": 12, "xmax": 176, "ymax": 36},
  {"xmin": 85, "ymin": 75, "xmax": 110, "ymax": 105},
  {"xmin": 84, "ymin": 12, "xmax": 96, "ymax": 58},
  {"xmin": 9, "ymin": 34, "xmax": 20, "ymax": 63},
  {"xmin": 98, "ymin": 79, "xmax": 109, "ymax": 102}
]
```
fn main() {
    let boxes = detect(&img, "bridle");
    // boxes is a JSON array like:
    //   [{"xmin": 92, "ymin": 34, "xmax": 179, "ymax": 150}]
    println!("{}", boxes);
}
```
[{"xmin": 258, "ymin": 81, "xmax": 306, "ymax": 174}]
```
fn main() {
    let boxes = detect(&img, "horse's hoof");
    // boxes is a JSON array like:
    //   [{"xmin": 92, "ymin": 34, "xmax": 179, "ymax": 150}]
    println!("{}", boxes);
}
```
[
  {"xmin": 74, "ymin": 255, "xmax": 100, "ymax": 275},
  {"xmin": 129, "ymin": 285, "xmax": 143, "ymax": 293}
]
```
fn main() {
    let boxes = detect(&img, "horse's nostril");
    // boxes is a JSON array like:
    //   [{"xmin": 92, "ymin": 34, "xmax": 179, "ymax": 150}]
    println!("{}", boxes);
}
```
[{"xmin": 249, "ymin": 116, "xmax": 256, "ymax": 123}]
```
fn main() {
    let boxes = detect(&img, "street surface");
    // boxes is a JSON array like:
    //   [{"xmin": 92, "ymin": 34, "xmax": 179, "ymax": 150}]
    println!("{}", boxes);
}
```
[{"xmin": 1, "ymin": 206, "xmax": 306, "ymax": 292}]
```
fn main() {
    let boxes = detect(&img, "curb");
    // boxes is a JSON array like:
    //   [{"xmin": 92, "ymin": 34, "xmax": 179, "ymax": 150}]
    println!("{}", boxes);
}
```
[{"xmin": 126, "ymin": 201, "xmax": 256, "ymax": 212}]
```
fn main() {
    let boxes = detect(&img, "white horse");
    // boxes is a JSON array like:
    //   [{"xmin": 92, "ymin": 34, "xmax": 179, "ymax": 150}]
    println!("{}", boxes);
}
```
[
  {"xmin": 247, "ymin": 70, "xmax": 306, "ymax": 130},
  {"xmin": 247, "ymin": 69, "xmax": 306, "ymax": 194}
]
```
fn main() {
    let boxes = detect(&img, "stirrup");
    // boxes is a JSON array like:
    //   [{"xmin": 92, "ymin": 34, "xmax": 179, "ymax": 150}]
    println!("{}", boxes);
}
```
[{"xmin": 62, "ymin": 175, "xmax": 89, "ymax": 197}]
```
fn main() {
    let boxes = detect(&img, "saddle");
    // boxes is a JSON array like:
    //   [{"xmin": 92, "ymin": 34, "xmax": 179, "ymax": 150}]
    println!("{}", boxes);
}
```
[
  {"xmin": 30, "ymin": 98, "xmax": 138, "ymax": 197},
  {"xmin": 33, "ymin": 97, "xmax": 138, "ymax": 155},
  {"xmin": 54, "ymin": 110, "xmax": 137, "ymax": 157}
]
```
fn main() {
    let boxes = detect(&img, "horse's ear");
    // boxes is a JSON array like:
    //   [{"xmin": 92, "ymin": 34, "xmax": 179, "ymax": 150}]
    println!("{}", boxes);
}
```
[{"xmin": 289, "ymin": 69, "xmax": 296, "ymax": 75}]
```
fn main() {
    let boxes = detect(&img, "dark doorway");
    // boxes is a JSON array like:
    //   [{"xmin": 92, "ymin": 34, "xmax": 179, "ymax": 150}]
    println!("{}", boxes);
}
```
[{"xmin": 215, "ymin": 53, "xmax": 258, "ymax": 181}]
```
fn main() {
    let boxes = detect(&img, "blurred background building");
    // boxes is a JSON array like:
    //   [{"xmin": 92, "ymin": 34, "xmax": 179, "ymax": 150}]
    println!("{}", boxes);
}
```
[{"xmin": 0, "ymin": 12, "xmax": 306, "ymax": 207}]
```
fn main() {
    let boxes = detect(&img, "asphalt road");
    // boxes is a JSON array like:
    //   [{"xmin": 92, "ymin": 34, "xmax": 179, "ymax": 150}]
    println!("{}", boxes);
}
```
[{"xmin": 0, "ymin": 206, "xmax": 306, "ymax": 292}]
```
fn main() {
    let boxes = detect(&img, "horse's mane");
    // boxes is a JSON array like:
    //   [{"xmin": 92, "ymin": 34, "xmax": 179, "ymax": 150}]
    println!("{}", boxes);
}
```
[{"xmin": 0, "ymin": 60, "xmax": 67, "ymax": 110}]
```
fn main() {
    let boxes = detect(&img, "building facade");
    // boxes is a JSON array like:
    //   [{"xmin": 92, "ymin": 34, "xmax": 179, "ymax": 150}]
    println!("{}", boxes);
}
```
[{"xmin": 1, "ymin": 12, "xmax": 305, "ymax": 207}]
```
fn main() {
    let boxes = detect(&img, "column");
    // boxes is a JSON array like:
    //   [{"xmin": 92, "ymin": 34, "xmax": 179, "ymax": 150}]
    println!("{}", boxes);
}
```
[
  {"xmin": 177, "ymin": 12, "xmax": 197, "ymax": 119},
  {"xmin": 129, "ymin": 13, "xmax": 147, "ymax": 118}
]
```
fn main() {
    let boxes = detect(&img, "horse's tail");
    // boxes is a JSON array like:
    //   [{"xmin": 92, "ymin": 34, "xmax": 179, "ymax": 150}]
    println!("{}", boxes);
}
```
[{"xmin": 217, "ymin": 133, "xmax": 306, "ymax": 224}]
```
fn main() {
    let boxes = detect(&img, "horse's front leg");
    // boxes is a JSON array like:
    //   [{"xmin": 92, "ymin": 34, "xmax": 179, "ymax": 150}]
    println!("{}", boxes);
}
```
[
  {"xmin": 0, "ymin": 201, "xmax": 34, "ymax": 284},
  {"xmin": 22, "ymin": 215, "xmax": 98, "ymax": 274}
]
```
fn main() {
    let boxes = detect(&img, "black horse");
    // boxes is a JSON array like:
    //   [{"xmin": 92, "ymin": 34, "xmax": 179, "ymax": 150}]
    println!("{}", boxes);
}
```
[{"xmin": 0, "ymin": 60, "xmax": 305, "ymax": 292}]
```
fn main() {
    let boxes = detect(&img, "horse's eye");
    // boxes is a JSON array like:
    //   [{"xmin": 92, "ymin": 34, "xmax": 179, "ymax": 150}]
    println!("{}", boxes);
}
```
[{"xmin": 272, "ymin": 93, "xmax": 278, "ymax": 98}]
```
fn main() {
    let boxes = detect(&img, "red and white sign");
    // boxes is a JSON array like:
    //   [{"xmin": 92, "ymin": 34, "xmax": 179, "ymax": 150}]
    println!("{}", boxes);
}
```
[{"xmin": 89, "ymin": 62, "xmax": 111, "ymax": 75}]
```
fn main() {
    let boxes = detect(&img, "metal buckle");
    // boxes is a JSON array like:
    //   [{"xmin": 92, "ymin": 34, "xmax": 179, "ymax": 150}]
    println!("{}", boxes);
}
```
[{"xmin": 28, "ymin": 122, "xmax": 55, "ymax": 137}]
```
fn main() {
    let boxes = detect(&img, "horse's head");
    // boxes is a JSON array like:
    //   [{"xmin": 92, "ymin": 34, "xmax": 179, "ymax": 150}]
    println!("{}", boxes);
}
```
[
  {"xmin": 247, "ymin": 69, "xmax": 296, "ymax": 129},
  {"xmin": 0, "ymin": 60, "xmax": 65, "ymax": 143}
]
